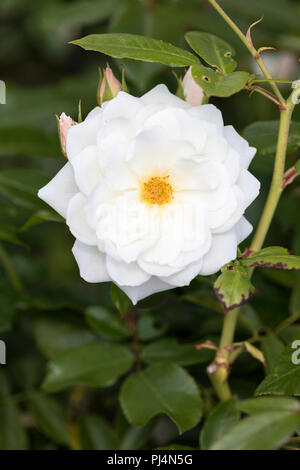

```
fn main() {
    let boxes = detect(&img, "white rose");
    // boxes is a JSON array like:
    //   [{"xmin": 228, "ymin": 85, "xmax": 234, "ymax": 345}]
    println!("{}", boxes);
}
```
[{"xmin": 38, "ymin": 85, "xmax": 260, "ymax": 304}]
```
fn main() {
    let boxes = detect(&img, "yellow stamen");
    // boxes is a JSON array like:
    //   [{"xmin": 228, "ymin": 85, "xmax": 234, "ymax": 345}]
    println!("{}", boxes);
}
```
[{"xmin": 140, "ymin": 175, "xmax": 173, "ymax": 206}]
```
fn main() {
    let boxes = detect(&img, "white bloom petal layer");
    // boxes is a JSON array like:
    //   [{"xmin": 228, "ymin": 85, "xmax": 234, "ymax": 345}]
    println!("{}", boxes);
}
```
[
  {"xmin": 66, "ymin": 110, "xmax": 102, "ymax": 160},
  {"xmin": 224, "ymin": 125, "xmax": 256, "ymax": 169},
  {"xmin": 141, "ymin": 84, "xmax": 190, "ymax": 109},
  {"xmin": 235, "ymin": 216, "xmax": 253, "ymax": 244},
  {"xmin": 67, "ymin": 193, "xmax": 97, "ymax": 245},
  {"xmin": 71, "ymin": 145, "xmax": 102, "ymax": 196},
  {"xmin": 38, "ymin": 84, "xmax": 260, "ymax": 303},
  {"xmin": 160, "ymin": 258, "xmax": 203, "ymax": 287},
  {"xmin": 72, "ymin": 240, "xmax": 110, "ymax": 283},
  {"xmin": 200, "ymin": 229, "xmax": 238, "ymax": 276},
  {"xmin": 38, "ymin": 162, "xmax": 78, "ymax": 218},
  {"xmin": 106, "ymin": 256, "xmax": 151, "ymax": 287},
  {"xmin": 121, "ymin": 277, "xmax": 174, "ymax": 305}
]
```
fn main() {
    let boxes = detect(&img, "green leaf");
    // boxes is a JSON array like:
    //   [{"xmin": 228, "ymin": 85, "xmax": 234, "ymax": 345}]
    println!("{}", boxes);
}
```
[
  {"xmin": 210, "ymin": 410, "xmax": 300, "ymax": 450},
  {"xmin": 27, "ymin": 392, "xmax": 70, "ymax": 446},
  {"xmin": 85, "ymin": 306, "xmax": 131, "ymax": 340},
  {"xmin": 0, "ymin": 281, "xmax": 16, "ymax": 333},
  {"xmin": 261, "ymin": 335, "xmax": 285, "ymax": 373},
  {"xmin": 71, "ymin": 33, "xmax": 199, "ymax": 67},
  {"xmin": 110, "ymin": 284, "xmax": 132, "ymax": 316},
  {"xmin": 119, "ymin": 421, "xmax": 156, "ymax": 450},
  {"xmin": 191, "ymin": 65, "xmax": 249, "ymax": 97},
  {"xmin": 0, "ymin": 127, "xmax": 60, "ymax": 158},
  {"xmin": 120, "ymin": 362, "xmax": 203, "ymax": 434},
  {"xmin": 237, "ymin": 397, "xmax": 300, "ymax": 415},
  {"xmin": 185, "ymin": 31, "xmax": 237, "ymax": 73},
  {"xmin": 0, "ymin": 372, "xmax": 28, "ymax": 450},
  {"xmin": 256, "ymin": 340, "xmax": 300, "ymax": 396},
  {"xmin": 20, "ymin": 209, "xmax": 63, "ymax": 232},
  {"xmin": 0, "ymin": 205, "xmax": 26, "ymax": 246},
  {"xmin": 239, "ymin": 304, "xmax": 263, "ymax": 335},
  {"xmin": 142, "ymin": 338, "xmax": 213, "ymax": 366},
  {"xmin": 35, "ymin": 0, "xmax": 118, "ymax": 33},
  {"xmin": 295, "ymin": 159, "xmax": 300, "ymax": 174},
  {"xmin": 34, "ymin": 311, "xmax": 96, "ymax": 359},
  {"xmin": 42, "ymin": 343, "xmax": 134, "ymax": 392},
  {"xmin": 10, "ymin": 354, "xmax": 44, "ymax": 390},
  {"xmin": 214, "ymin": 268, "xmax": 255, "ymax": 311},
  {"xmin": 0, "ymin": 168, "xmax": 49, "ymax": 210},
  {"xmin": 79, "ymin": 414, "xmax": 117, "ymax": 450},
  {"xmin": 137, "ymin": 311, "xmax": 168, "ymax": 341},
  {"xmin": 243, "ymin": 121, "xmax": 300, "ymax": 156},
  {"xmin": 242, "ymin": 247, "xmax": 300, "ymax": 270},
  {"xmin": 200, "ymin": 398, "xmax": 240, "ymax": 450},
  {"xmin": 157, "ymin": 444, "xmax": 196, "ymax": 450},
  {"xmin": 279, "ymin": 325, "xmax": 300, "ymax": 344}
]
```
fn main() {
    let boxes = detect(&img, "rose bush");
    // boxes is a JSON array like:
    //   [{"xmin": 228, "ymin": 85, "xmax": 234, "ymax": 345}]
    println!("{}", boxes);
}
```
[{"xmin": 38, "ymin": 84, "xmax": 260, "ymax": 304}]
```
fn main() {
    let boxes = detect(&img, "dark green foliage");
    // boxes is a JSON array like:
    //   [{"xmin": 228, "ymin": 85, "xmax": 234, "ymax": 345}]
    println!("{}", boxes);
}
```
[{"xmin": 0, "ymin": 0, "xmax": 299, "ymax": 450}]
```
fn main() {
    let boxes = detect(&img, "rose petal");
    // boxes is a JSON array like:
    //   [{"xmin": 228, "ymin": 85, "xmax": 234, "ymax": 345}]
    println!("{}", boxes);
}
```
[
  {"xmin": 71, "ymin": 145, "xmax": 102, "ymax": 196},
  {"xmin": 237, "ymin": 169, "xmax": 261, "ymax": 206},
  {"xmin": 200, "ymin": 229, "xmax": 238, "ymax": 275},
  {"xmin": 235, "ymin": 216, "xmax": 253, "ymax": 244},
  {"xmin": 127, "ymin": 127, "xmax": 195, "ymax": 180},
  {"xmin": 66, "ymin": 108, "xmax": 102, "ymax": 160},
  {"xmin": 38, "ymin": 162, "xmax": 78, "ymax": 218},
  {"xmin": 67, "ymin": 193, "xmax": 97, "ymax": 245},
  {"xmin": 224, "ymin": 125, "xmax": 256, "ymax": 169},
  {"xmin": 121, "ymin": 277, "xmax": 174, "ymax": 304},
  {"xmin": 160, "ymin": 257, "xmax": 203, "ymax": 287},
  {"xmin": 72, "ymin": 240, "xmax": 110, "ymax": 283},
  {"xmin": 106, "ymin": 255, "xmax": 151, "ymax": 286},
  {"xmin": 102, "ymin": 91, "xmax": 144, "ymax": 121},
  {"xmin": 141, "ymin": 84, "xmax": 190, "ymax": 109}
]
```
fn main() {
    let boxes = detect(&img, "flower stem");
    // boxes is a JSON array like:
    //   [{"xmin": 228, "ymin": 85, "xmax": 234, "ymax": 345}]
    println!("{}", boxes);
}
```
[
  {"xmin": 206, "ymin": 0, "xmax": 300, "ymax": 403},
  {"xmin": 250, "ymin": 96, "xmax": 295, "ymax": 252},
  {"xmin": 210, "ymin": 92, "xmax": 296, "ymax": 401},
  {"xmin": 209, "ymin": 308, "xmax": 240, "ymax": 401},
  {"xmin": 207, "ymin": 0, "xmax": 285, "ymax": 107}
]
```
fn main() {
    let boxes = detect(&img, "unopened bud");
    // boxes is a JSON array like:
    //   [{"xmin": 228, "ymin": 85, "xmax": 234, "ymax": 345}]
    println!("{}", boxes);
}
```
[
  {"xmin": 182, "ymin": 66, "xmax": 204, "ymax": 106},
  {"xmin": 98, "ymin": 67, "xmax": 122, "ymax": 105},
  {"xmin": 57, "ymin": 113, "xmax": 76, "ymax": 157}
]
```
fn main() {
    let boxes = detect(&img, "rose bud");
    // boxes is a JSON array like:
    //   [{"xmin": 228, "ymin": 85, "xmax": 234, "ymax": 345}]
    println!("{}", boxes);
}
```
[
  {"xmin": 97, "ymin": 67, "xmax": 122, "ymax": 105},
  {"xmin": 57, "ymin": 112, "xmax": 77, "ymax": 157},
  {"xmin": 182, "ymin": 66, "xmax": 205, "ymax": 106}
]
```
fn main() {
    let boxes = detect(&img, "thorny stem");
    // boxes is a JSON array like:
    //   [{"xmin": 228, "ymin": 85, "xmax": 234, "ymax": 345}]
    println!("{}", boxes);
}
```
[
  {"xmin": 249, "ymin": 95, "xmax": 295, "ymax": 252},
  {"xmin": 206, "ymin": 0, "xmax": 300, "ymax": 403},
  {"xmin": 207, "ymin": 0, "xmax": 286, "ymax": 107},
  {"xmin": 244, "ymin": 85, "xmax": 284, "ymax": 110},
  {"xmin": 210, "ymin": 90, "xmax": 298, "ymax": 401}
]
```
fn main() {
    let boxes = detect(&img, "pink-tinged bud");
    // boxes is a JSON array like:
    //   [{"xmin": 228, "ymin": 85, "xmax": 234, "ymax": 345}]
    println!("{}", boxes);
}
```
[
  {"xmin": 58, "ymin": 113, "xmax": 76, "ymax": 156},
  {"xmin": 182, "ymin": 67, "xmax": 204, "ymax": 106},
  {"xmin": 106, "ymin": 67, "xmax": 122, "ymax": 95},
  {"xmin": 98, "ymin": 67, "xmax": 122, "ymax": 105}
]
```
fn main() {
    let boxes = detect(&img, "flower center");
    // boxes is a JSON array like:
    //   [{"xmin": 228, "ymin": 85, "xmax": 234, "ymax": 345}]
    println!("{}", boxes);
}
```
[{"xmin": 141, "ymin": 175, "xmax": 174, "ymax": 206}]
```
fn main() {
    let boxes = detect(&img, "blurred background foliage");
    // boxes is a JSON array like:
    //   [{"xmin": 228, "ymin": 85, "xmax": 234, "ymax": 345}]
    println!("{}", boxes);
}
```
[{"xmin": 0, "ymin": 0, "xmax": 299, "ymax": 450}]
